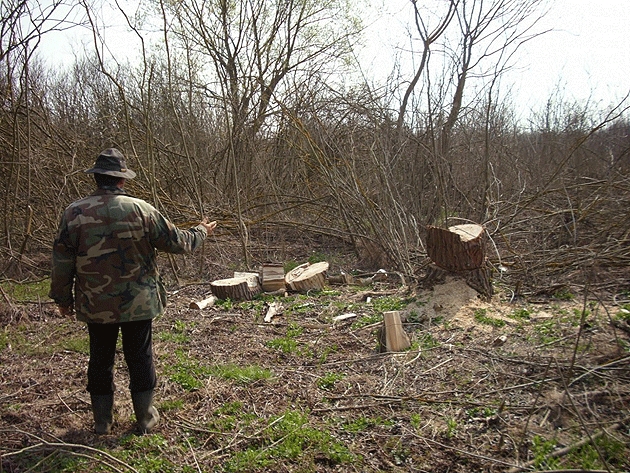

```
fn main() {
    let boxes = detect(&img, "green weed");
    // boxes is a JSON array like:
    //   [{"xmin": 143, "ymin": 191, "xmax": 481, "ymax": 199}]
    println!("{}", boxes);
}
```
[
  {"xmin": 351, "ymin": 313, "xmax": 382, "ymax": 329},
  {"xmin": 61, "ymin": 334, "xmax": 90, "ymax": 354},
  {"xmin": 308, "ymin": 252, "xmax": 328, "ymax": 264},
  {"xmin": 317, "ymin": 372, "xmax": 344, "ymax": 390},
  {"xmin": 317, "ymin": 344, "xmax": 338, "ymax": 364},
  {"xmin": 509, "ymin": 308, "xmax": 531, "ymax": 320},
  {"xmin": 533, "ymin": 319, "xmax": 561, "ymax": 345},
  {"xmin": 473, "ymin": 308, "xmax": 506, "ymax": 327},
  {"xmin": 530, "ymin": 435, "xmax": 560, "ymax": 470},
  {"xmin": 614, "ymin": 304, "xmax": 630, "ymax": 322},
  {"xmin": 159, "ymin": 319, "xmax": 193, "ymax": 344},
  {"xmin": 342, "ymin": 415, "xmax": 393, "ymax": 433},
  {"xmin": 0, "ymin": 329, "xmax": 8, "ymax": 351},
  {"xmin": 215, "ymin": 298, "xmax": 234, "ymax": 310},
  {"xmin": 159, "ymin": 399, "xmax": 184, "ymax": 412},
  {"xmin": 119, "ymin": 434, "xmax": 177, "ymax": 473},
  {"xmin": 445, "ymin": 417, "xmax": 458, "ymax": 438},
  {"xmin": 415, "ymin": 333, "xmax": 440, "ymax": 350},
  {"xmin": 566, "ymin": 435, "xmax": 626, "ymax": 469},
  {"xmin": 410, "ymin": 413, "xmax": 422, "ymax": 429},
  {"xmin": 223, "ymin": 409, "xmax": 355, "ymax": 471},
  {"xmin": 266, "ymin": 322, "xmax": 310, "ymax": 356},
  {"xmin": 553, "ymin": 288, "xmax": 575, "ymax": 301},
  {"xmin": 372, "ymin": 296, "xmax": 407, "ymax": 314}
]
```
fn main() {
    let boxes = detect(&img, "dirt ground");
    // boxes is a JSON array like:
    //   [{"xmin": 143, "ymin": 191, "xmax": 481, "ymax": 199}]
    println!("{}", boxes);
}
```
[{"xmin": 1, "ymin": 241, "xmax": 629, "ymax": 472}]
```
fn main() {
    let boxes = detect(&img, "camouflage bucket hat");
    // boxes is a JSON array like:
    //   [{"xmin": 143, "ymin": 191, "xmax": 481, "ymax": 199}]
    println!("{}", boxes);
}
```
[{"xmin": 85, "ymin": 148, "xmax": 136, "ymax": 179}]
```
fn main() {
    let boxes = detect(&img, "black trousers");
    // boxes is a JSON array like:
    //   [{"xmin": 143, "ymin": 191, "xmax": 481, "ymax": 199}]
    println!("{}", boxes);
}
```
[{"xmin": 87, "ymin": 319, "xmax": 157, "ymax": 395}]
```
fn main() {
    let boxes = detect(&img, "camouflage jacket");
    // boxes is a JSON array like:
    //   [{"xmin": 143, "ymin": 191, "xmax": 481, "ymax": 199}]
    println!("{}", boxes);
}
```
[{"xmin": 49, "ymin": 187, "xmax": 208, "ymax": 323}]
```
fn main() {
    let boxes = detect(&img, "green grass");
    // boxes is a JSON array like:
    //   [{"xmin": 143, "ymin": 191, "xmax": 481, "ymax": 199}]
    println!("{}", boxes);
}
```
[
  {"xmin": 166, "ymin": 350, "xmax": 272, "ymax": 391},
  {"xmin": 371, "ymin": 296, "xmax": 408, "ymax": 314},
  {"xmin": 0, "ymin": 278, "xmax": 50, "ymax": 301},
  {"xmin": 473, "ymin": 308, "xmax": 506, "ymax": 327},
  {"xmin": 266, "ymin": 322, "xmax": 310, "ymax": 356},
  {"xmin": 530, "ymin": 435, "xmax": 560, "ymax": 470},
  {"xmin": 158, "ymin": 319, "xmax": 193, "ymax": 344},
  {"xmin": 209, "ymin": 363, "xmax": 273, "ymax": 383},
  {"xmin": 553, "ymin": 288, "xmax": 575, "ymax": 301},
  {"xmin": 341, "ymin": 415, "xmax": 394, "ymax": 433},
  {"xmin": 222, "ymin": 409, "xmax": 356, "ymax": 471}
]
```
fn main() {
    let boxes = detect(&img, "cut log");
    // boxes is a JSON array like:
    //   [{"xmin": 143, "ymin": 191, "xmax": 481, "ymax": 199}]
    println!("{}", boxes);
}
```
[
  {"xmin": 426, "ymin": 224, "xmax": 485, "ymax": 271},
  {"xmin": 210, "ymin": 275, "xmax": 261, "ymax": 301},
  {"xmin": 261, "ymin": 263, "xmax": 286, "ymax": 292},
  {"xmin": 381, "ymin": 311, "xmax": 411, "ymax": 352},
  {"xmin": 285, "ymin": 261, "xmax": 329, "ymax": 293},
  {"xmin": 189, "ymin": 295, "xmax": 217, "ymax": 310}
]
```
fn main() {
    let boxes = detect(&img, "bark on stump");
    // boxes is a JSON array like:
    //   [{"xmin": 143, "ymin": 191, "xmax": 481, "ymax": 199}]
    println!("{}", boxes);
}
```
[
  {"xmin": 285, "ymin": 261, "xmax": 329, "ymax": 293},
  {"xmin": 425, "ymin": 224, "xmax": 493, "ymax": 299},
  {"xmin": 210, "ymin": 275, "xmax": 261, "ymax": 301}
]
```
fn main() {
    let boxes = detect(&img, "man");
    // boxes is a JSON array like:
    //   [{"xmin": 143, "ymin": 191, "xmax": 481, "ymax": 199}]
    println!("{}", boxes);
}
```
[{"xmin": 49, "ymin": 148, "xmax": 216, "ymax": 435}]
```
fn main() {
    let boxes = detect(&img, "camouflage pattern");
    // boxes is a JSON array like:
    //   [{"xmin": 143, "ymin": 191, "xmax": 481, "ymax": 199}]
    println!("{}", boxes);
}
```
[{"xmin": 49, "ymin": 187, "xmax": 207, "ymax": 323}]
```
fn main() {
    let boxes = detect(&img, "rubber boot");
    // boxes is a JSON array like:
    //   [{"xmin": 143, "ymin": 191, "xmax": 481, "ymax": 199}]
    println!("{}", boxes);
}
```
[
  {"xmin": 131, "ymin": 390, "xmax": 160, "ymax": 434},
  {"xmin": 90, "ymin": 394, "xmax": 114, "ymax": 435}
]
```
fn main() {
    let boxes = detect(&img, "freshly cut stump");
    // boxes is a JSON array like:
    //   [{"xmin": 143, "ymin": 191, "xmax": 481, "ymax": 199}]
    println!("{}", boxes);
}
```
[
  {"xmin": 426, "ymin": 224, "xmax": 485, "ymax": 271},
  {"xmin": 425, "ymin": 223, "xmax": 493, "ymax": 299},
  {"xmin": 285, "ymin": 261, "xmax": 329, "ymax": 293},
  {"xmin": 210, "ymin": 276, "xmax": 261, "ymax": 301}
]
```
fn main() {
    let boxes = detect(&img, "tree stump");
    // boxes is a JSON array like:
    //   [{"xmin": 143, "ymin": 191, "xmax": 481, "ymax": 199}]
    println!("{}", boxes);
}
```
[
  {"xmin": 425, "ymin": 224, "xmax": 493, "ymax": 299},
  {"xmin": 285, "ymin": 261, "xmax": 329, "ymax": 293},
  {"xmin": 261, "ymin": 263, "xmax": 286, "ymax": 292},
  {"xmin": 210, "ymin": 275, "xmax": 261, "ymax": 301}
]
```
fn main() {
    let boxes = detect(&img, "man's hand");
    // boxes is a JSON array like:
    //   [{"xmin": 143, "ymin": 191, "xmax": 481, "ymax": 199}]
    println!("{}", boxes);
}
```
[
  {"xmin": 200, "ymin": 218, "xmax": 217, "ymax": 235},
  {"xmin": 57, "ymin": 305, "xmax": 73, "ymax": 317}
]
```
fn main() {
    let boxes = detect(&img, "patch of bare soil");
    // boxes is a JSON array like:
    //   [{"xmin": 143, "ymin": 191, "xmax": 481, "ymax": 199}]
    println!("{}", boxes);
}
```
[{"xmin": 1, "ymin": 247, "xmax": 630, "ymax": 472}]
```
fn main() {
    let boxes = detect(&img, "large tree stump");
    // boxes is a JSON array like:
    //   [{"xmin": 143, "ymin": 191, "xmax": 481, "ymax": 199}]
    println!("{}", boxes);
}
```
[
  {"xmin": 285, "ymin": 261, "xmax": 329, "ymax": 293},
  {"xmin": 210, "ymin": 274, "xmax": 261, "ymax": 301},
  {"xmin": 425, "ymin": 224, "xmax": 493, "ymax": 299}
]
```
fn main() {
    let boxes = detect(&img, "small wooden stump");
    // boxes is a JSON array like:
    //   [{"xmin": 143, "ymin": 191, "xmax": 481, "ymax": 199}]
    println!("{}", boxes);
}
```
[
  {"xmin": 285, "ymin": 261, "xmax": 329, "ymax": 293},
  {"xmin": 381, "ymin": 311, "xmax": 410, "ymax": 352},
  {"xmin": 210, "ymin": 274, "xmax": 261, "ymax": 301},
  {"xmin": 425, "ymin": 224, "xmax": 493, "ymax": 299}
]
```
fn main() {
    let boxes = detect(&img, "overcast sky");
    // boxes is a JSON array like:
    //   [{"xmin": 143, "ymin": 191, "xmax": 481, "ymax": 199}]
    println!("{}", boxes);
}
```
[
  {"xmin": 362, "ymin": 0, "xmax": 630, "ymax": 117},
  {"xmin": 41, "ymin": 0, "xmax": 629, "ymax": 118}
]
